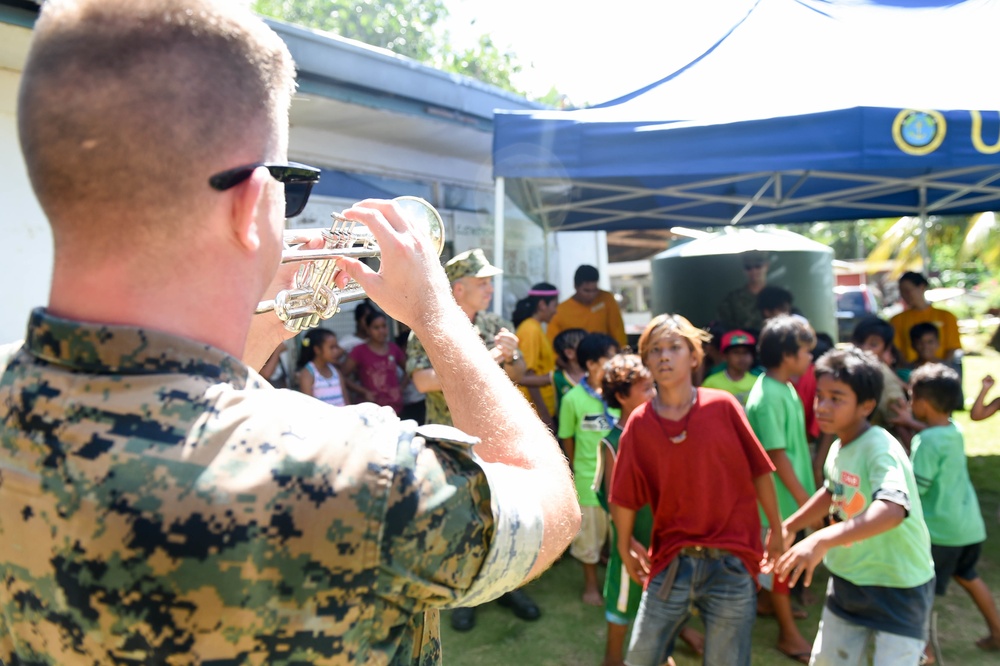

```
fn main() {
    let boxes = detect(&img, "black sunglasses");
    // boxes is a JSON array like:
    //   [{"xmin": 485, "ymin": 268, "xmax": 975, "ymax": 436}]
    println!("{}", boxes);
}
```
[{"xmin": 209, "ymin": 162, "xmax": 321, "ymax": 218}]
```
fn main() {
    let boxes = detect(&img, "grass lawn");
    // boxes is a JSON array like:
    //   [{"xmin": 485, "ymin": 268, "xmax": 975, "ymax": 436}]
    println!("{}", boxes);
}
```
[{"xmin": 440, "ymin": 352, "xmax": 1000, "ymax": 665}]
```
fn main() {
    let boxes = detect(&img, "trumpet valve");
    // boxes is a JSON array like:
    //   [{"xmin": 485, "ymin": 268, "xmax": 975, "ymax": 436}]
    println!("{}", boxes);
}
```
[{"xmin": 274, "ymin": 285, "xmax": 341, "ymax": 325}]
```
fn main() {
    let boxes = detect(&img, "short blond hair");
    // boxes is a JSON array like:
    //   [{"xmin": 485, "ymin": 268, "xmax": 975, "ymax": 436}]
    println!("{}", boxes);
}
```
[
  {"xmin": 637, "ymin": 313, "xmax": 712, "ymax": 366},
  {"xmin": 19, "ymin": 0, "xmax": 296, "ymax": 238}
]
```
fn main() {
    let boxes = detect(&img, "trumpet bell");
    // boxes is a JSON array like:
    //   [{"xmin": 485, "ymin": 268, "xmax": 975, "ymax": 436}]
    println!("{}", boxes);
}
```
[{"xmin": 256, "ymin": 196, "xmax": 446, "ymax": 332}]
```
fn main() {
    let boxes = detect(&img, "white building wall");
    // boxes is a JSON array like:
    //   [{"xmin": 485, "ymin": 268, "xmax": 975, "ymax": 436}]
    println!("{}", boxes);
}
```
[
  {"xmin": 1, "ymin": 66, "xmax": 52, "ymax": 344},
  {"xmin": 551, "ymin": 230, "xmax": 612, "ymax": 294}
]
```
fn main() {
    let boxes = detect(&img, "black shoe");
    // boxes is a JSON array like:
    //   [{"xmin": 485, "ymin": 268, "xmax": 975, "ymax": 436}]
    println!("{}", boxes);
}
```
[
  {"xmin": 497, "ymin": 590, "xmax": 541, "ymax": 621},
  {"xmin": 450, "ymin": 607, "xmax": 476, "ymax": 632}
]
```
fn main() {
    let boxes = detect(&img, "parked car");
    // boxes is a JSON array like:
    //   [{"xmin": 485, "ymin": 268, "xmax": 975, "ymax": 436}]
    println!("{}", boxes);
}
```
[{"xmin": 835, "ymin": 285, "xmax": 880, "ymax": 342}]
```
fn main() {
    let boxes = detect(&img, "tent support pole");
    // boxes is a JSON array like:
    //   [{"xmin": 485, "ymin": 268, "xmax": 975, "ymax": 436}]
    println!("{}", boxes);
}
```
[
  {"xmin": 730, "ymin": 174, "xmax": 775, "ymax": 225},
  {"xmin": 545, "ymin": 231, "xmax": 552, "ymax": 283},
  {"xmin": 919, "ymin": 185, "xmax": 930, "ymax": 273},
  {"xmin": 493, "ymin": 177, "xmax": 505, "ymax": 316}
]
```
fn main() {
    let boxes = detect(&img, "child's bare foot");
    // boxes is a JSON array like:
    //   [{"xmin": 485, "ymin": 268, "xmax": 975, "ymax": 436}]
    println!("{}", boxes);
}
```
[
  {"xmin": 582, "ymin": 589, "xmax": 603, "ymax": 606},
  {"xmin": 679, "ymin": 627, "xmax": 704, "ymax": 656},
  {"xmin": 977, "ymin": 634, "xmax": 1000, "ymax": 651},
  {"xmin": 777, "ymin": 637, "xmax": 813, "ymax": 664}
]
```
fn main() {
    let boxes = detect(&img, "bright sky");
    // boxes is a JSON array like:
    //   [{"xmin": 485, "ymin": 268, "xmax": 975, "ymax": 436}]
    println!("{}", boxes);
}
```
[{"xmin": 445, "ymin": 0, "xmax": 756, "ymax": 106}]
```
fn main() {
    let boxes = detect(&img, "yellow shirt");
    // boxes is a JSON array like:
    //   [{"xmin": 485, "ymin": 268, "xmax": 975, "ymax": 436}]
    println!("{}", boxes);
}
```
[
  {"xmin": 890, "ymin": 306, "xmax": 961, "ymax": 363},
  {"xmin": 546, "ymin": 290, "xmax": 627, "ymax": 348},
  {"xmin": 516, "ymin": 317, "xmax": 557, "ymax": 417}
]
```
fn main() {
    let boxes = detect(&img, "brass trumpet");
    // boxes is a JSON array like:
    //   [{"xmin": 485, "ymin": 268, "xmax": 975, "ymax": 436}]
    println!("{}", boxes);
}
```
[{"xmin": 255, "ymin": 196, "xmax": 445, "ymax": 332}]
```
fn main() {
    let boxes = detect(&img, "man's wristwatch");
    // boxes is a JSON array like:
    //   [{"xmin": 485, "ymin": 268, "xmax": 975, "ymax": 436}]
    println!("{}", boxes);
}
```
[{"xmin": 502, "ymin": 350, "xmax": 521, "ymax": 366}]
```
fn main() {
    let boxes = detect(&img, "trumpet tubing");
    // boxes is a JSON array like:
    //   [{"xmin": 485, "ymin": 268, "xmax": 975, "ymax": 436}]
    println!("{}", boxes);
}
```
[{"xmin": 255, "ymin": 196, "xmax": 445, "ymax": 332}]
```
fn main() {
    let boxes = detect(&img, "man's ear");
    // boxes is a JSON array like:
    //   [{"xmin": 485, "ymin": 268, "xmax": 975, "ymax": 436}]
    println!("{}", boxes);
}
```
[{"xmin": 229, "ymin": 167, "xmax": 269, "ymax": 253}]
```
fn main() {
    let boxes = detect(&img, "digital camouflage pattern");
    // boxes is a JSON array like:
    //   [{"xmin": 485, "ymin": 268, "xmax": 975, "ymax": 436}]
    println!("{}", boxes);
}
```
[
  {"xmin": 717, "ymin": 285, "xmax": 765, "ymax": 333},
  {"xmin": 405, "ymin": 311, "xmax": 514, "ymax": 427},
  {"xmin": 0, "ymin": 309, "xmax": 542, "ymax": 665}
]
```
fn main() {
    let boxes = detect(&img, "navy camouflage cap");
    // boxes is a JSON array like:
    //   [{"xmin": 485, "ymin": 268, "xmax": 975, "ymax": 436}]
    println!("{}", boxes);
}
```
[{"xmin": 445, "ymin": 248, "xmax": 503, "ymax": 283}]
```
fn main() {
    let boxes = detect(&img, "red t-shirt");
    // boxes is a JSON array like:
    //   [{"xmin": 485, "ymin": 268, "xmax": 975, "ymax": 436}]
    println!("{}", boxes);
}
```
[
  {"xmin": 792, "ymin": 363, "xmax": 820, "ymax": 440},
  {"xmin": 609, "ymin": 388, "xmax": 775, "ymax": 585}
]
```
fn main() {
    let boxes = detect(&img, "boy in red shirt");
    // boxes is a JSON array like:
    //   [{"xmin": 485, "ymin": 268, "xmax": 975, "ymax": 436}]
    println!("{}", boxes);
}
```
[{"xmin": 610, "ymin": 314, "xmax": 782, "ymax": 666}]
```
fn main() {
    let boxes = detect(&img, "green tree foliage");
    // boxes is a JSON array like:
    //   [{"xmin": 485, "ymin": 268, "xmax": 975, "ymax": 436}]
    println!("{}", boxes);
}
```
[
  {"xmin": 792, "ymin": 216, "xmax": 998, "ymax": 289},
  {"xmin": 441, "ymin": 34, "xmax": 521, "ymax": 93},
  {"xmin": 252, "ymin": 0, "xmax": 550, "ymax": 99},
  {"xmin": 253, "ymin": 0, "xmax": 447, "ymax": 61}
]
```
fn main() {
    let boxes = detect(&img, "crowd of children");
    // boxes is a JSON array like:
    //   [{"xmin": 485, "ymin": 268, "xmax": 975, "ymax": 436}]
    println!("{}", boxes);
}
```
[
  {"xmin": 547, "ymin": 294, "xmax": 998, "ymax": 665},
  {"xmin": 272, "ymin": 276, "xmax": 999, "ymax": 666}
]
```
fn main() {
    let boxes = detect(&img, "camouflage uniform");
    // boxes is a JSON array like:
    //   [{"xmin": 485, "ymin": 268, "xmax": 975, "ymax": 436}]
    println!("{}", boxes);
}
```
[
  {"xmin": 406, "ymin": 312, "xmax": 513, "ymax": 427},
  {"xmin": 0, "ymin": 309, "xmax": 542, "ymax": 665},
  {"xmin": 717, "ymin": 285, "xmax": 765, "ymax": 333}
]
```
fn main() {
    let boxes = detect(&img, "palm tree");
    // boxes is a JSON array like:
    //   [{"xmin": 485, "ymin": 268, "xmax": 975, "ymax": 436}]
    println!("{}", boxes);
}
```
[
  {"xmin": 866, "ymin": 216, "xmax": 925, "ymax": 280},
  {"xmin": 960, "ymin": 211, "xmax": 1000, "ymax": 268}
]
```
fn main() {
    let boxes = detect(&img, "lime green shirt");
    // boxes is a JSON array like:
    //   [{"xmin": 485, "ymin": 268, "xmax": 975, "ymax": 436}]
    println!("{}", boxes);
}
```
[
  {"xmin": 701, "ymin": 370, "xmax": 758, "ymax": 408},
  {"xmin": 745, "ymin": 375, "xmax": 816, "ymax": 525},
  {"xmin": 558, "ymin": 384, "xmax": 620, "ymax": 507},
  {"xmin": 911, "ymin": 421, "xmax": 986, "ymax": 547},
  {"xmin": 823, "ymin": 426, "xmax": 934, "ymax": 588}
]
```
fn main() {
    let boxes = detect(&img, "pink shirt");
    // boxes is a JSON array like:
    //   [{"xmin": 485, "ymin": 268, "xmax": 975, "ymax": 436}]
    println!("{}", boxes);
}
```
[{"xmin": 349, "ymin": 342, "xmax": 405, "ymax": 414}]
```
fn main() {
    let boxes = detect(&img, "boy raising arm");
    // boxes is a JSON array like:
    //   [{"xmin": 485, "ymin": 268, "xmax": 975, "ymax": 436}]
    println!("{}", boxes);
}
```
[
  {"xmin": 909, "ymin": 364, "xmax": 1000, "ymax": 655},
  {"xmin": 971, "ymin": 374, "xmax": 1000, "ymax": 422},
  {"xmin": 774, "ymin": 348, "xmax": 935, "ymax": 666}
]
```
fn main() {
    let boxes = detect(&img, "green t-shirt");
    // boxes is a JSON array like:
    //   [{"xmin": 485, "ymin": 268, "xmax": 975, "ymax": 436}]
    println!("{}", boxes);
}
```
[
  {"xmin": 558, "ymin": 383, "xmax": 619, "ymax": 507},
  {"xmin": 745, "ymin": 374, "xmax": 816, "ymax": 524},
  {"xmin": 597, "ymin": 427, "xmax": 654, "ymax": 543},
  {"xmin": 702, "ymin": 370, "xmax": 759, "ymax": 408},
  {"xmin": 911, "ymin": 421, "xmax": 986, "ymax": 547},
  {"xmin": 553, "ymin": 368, "xmax": 578, "ymax": 418},
  {"xmin": 823, "ymin": 426, "xmax": 934, "ymax": 588}
]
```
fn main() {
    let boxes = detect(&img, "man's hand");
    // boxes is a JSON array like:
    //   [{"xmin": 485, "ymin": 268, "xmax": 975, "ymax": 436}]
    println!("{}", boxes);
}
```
[
  {"xmin": 983, "ymin": 375, "xmax": 995, "ymax": 392},
  {"xmin": 493, "ymin": 328, "xmax": 519, "ymax": 364},
  {"xmin": 774, "ymin": 531, "xmax": 828, "ymax": 588},
  {"xmin": 333, "ymin": 200, "xmax": 453, "ymax": 333}
]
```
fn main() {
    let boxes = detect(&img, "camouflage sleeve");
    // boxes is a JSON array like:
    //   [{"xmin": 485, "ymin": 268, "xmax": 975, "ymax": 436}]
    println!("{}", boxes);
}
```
[
  {"xmin": 378, "ymin": 423, "xmax": 543, "ymax": 611},
  {"xmin": 405, "ymin": 330, "xmax": 432, "ymax": 376}
]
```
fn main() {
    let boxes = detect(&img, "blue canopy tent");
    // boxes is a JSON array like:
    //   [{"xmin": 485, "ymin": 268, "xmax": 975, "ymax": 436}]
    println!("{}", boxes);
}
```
[{"xmin": 492, "ymin": 0, "xmax": 1000, "ymax": 236}]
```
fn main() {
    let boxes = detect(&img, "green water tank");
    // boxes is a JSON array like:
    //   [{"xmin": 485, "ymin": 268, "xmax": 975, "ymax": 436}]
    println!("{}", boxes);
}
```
[{"xmin": 650, "ymin": 228, "xmax": 836, "ymax": 338}]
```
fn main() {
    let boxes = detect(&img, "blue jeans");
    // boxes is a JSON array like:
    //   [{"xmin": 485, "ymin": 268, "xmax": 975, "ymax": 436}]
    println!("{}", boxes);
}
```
[{"xmin": 625, "ymin": 554, "xmax": 756, "ymax": 666}]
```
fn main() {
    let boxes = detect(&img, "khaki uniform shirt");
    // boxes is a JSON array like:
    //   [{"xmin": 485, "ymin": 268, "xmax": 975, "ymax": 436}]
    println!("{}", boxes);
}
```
[
  {"xmin": 406, "ymin": 311, "xmax": 512, "ymax": 427},
  {"xmin": 0, "ymin": 309, "xmax": 542, "ymax": 665}
]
